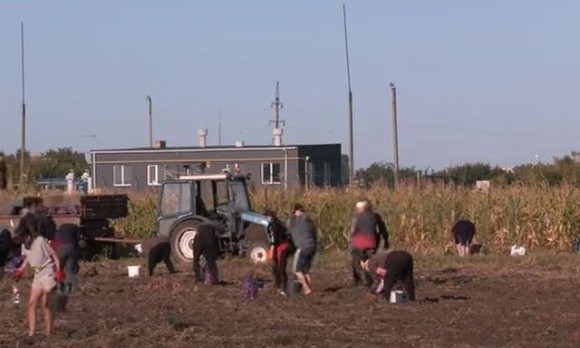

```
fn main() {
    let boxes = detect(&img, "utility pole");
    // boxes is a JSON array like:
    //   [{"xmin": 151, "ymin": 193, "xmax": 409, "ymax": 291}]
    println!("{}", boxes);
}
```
[
  {"xmin": 146, "ymin": 95, "xmax": 153, "ymax": 147},
  {"xmin": 218, "ymin": 109, "xmax": 222, "ymax": 146},
  {"xmin": 19, "ymin": 22, "xmax": 26, "ymax": 186},
  {"xmin": 343, "ymin": 4, "xmax": 355, "ymax": 187},
  {"xmin": 390, "ymin": 82, "xmax": 400, "ymax": 188}
]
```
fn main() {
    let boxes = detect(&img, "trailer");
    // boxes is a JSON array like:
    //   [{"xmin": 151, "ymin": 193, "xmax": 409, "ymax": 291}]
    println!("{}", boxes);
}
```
[{"xmin": 0, "ymin": 194, "xmax": 129, "ymax": 258}]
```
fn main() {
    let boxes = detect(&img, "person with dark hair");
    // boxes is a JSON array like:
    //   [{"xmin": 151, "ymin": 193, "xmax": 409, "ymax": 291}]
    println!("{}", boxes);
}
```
[
  {"xmin": 361, "ymin": 250, "xmax": 415, "ymax": 301},
  {"xmin": 192, "ymin": 223, "xmax": 221, "ymax": 285},
  {"xmin": 349, "ymin": 200, "xmax": 389, "ymax": 287},
  {"xmin": 288, "ymin": 204, "xmax": 317, "ymax": 296},
  {"xmin": 53, "ymin": 224, "xmax": 81, "ymax": 294},
  {"xmin": 265, "ymin": 210, "xmax": 292, "ymax": 296},
  {"xmin": 141, "ymin": 235, "xmax": 176, "ymax": 276},
  {"xmin": 453, "ymin": 220, "xmax": 476, "ymax": 257},
  {"xmin": 14, "ymin": 214, "xmax": 64, "ymax": 337}
]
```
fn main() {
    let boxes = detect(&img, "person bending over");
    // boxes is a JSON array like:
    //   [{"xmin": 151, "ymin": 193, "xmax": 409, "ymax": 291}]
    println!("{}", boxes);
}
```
[
  {"xmin": 361, "ymin": 250, "xmax": 415, "ymax": 301},
  {"xmin": 192, "ymin": 223, "xmax": 221, "ymax": 285},
  {"xmin": 452, "ymin": 220, "xmax": 476, "ymax": 257},
  {"xmin": 141, "ymin": 235, "xmax": 176, "ymax": 276}
]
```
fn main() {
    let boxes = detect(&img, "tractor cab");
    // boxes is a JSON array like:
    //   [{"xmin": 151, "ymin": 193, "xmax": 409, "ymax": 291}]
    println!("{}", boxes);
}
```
[{"xmin": 156, "ymin": 173, "xmax": 269, "ymax": 263}]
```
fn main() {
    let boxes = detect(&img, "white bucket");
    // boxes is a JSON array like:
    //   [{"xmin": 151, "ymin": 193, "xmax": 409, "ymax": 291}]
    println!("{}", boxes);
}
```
[
  {"xmin": 389, "ymin": 290, "xmax": 407, "ymax": 303},
  {"xmin": 127, "ymin": 265, "xmax": 141, "ymax": 278}
]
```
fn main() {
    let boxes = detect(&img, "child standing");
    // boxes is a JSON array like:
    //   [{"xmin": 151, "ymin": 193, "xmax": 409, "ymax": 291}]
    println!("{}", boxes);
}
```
[{"xmin": 15, "ymin": 216, "xmax": 63, "ymax": 337}]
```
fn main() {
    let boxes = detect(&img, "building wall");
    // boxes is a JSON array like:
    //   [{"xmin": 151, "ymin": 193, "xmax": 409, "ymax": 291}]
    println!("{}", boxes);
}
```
[
  {"xmin": 92, "ymin": 147, "xmax": 302, "ymax": 191},
  {"xmin": 298, "ymin": 144, "xmax": 342, "ymax": 187}
]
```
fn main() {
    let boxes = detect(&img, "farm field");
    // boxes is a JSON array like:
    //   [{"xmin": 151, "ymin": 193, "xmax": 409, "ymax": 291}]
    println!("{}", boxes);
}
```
[{"xmin": 1, "ymin": 252, "xmax": 579, "ymax": 348}]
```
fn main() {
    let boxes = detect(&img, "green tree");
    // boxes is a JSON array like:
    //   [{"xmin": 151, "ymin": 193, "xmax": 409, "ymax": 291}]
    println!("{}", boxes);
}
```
[{"xmin": 37, "ymin": 147, "xmax": 88, "ymax": 178}]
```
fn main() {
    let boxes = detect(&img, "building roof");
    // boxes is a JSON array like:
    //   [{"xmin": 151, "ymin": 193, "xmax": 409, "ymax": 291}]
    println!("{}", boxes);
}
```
[{"xmin": 90, "ymin": 143, "xmax": 339, "ymax": 154}]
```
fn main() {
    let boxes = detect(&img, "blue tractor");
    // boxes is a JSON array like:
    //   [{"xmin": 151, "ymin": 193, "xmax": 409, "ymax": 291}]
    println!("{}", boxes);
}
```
[{"xmin": 156, "ymin": 173, "xmax": 272, "ymax": 264}]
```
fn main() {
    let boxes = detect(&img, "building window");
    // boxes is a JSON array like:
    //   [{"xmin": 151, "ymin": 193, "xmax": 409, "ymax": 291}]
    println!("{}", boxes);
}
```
[
  {"xmin": 261, "ymin": 162, "xmax": 281, "ymax": 184},
  {"xmin": 323, "ymin": 162, "xmax": 331, "ymax": 186},
  {"xmin": 147, "ymin": 165, "xmax": 162, "ymax": 186},
  {"xmin": 113, "ymin": 165, "xmax": 132, "ymax": 187}
]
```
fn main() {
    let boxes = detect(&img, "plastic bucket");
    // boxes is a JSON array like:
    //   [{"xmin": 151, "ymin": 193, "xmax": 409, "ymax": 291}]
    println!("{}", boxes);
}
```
[
  {"xmin": 127, "ymin": 265, "xmax": 141, "ymax": 278},
  {"xmin": 389, "ymin": 290, "xmax": 407, "ymax": 303}
]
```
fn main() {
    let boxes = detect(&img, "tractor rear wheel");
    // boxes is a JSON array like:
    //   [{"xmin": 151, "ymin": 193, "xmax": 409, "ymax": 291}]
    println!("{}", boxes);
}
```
[{"xmin": 170, "ymin": 221, "xmax": 200, "ymax": 264}]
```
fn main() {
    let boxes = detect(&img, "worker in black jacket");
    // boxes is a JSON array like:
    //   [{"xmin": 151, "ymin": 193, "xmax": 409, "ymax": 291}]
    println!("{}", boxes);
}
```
[
  {"xmin": 54, "ymin": 224, "xmax": 81, "ymax": 294},
  {"xmin": 265, "ymin": 210, "xmax": 292, "ymax": 296},
  {"xmin": 361, "ymin": 250, "xmax": 415, "ymax": 301},
  {"xmin": 453, "ymin": 219, "xmax": 476, "ymax": 257},
  {"xmin": 192, "ymin": 223, "xmax": 221, "ymax": 285},
  {"xmin": 141, "ymin": 235, "xmax": 176, "ymax": 277}
]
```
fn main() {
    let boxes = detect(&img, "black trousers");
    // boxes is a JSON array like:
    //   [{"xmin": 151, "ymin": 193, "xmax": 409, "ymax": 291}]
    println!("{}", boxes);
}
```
[
  {"xmin": 382, "ymin": 251, "xmax": 415, "ymax": 301},
  {"xmin": 351, "ymin": 249, "xmax": 375, "ymax": 286},
  {"xmin": 148, "ymin": 242, "xmax": 176, "ymax": 276},
  {"xmin": 192, "ymin": 226, "xmax": 220, "ymax": 284},
  {"xmin": 57, "ymin": 243, "xmax": 80, "ymax": 294},
  {"xmin": 272, "ymin": 243, "xmax": 290, "ymax": 290}
]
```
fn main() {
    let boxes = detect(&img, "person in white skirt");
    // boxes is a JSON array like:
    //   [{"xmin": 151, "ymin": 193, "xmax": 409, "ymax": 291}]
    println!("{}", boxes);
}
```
[{"xmin": 14, "ymin": 214, "xmax": 64, "ymax": 337}]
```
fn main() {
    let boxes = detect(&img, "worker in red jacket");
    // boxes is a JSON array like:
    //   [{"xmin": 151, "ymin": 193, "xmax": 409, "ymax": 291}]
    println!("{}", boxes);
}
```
[{"xmin": 349, "ymin": 200, "xmax": 388, "ymax": 287}]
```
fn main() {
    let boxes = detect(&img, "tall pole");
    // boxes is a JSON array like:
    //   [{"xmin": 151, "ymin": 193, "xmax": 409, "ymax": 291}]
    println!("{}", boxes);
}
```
[
  {"xmin": 343, "ymin": 3, "xmax": 355, "ymax": 187},
  {"xmin": 146, "ymin": 95, "xmax": 153, "ymax": 147},
  {"xmin": 218, "ymin": 109, "xmax": 222, "ymax": 146},
  {"xmin": 19, "ymin": 22, "xmax": 26, "ymax": 186},
  {"xmin": 390, "ymin": 82, "xmax": 400, "ymax": 187}
]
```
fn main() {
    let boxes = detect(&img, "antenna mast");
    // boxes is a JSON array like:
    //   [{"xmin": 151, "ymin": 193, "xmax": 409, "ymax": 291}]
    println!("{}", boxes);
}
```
[{"xmin": 269, "ymin": 81, "xmax": 285, "ymax": 146}]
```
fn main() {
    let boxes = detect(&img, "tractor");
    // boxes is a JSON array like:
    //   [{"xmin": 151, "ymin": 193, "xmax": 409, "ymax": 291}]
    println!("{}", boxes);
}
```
[{"xmin": 156, "ymin": 173, "xmax": 272, "ymax": 264}]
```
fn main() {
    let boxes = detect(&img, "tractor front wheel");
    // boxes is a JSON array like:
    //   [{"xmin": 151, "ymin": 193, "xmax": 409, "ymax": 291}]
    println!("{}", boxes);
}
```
[{"xmin": 247, "ymin": 242, "xmax": 270, "ymax": 263}]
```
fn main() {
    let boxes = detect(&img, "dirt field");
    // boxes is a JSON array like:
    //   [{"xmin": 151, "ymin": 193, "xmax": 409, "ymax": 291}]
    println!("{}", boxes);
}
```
[{"xmin": 1, "ymin": 252, "xmax": 579, "ymax": 348}]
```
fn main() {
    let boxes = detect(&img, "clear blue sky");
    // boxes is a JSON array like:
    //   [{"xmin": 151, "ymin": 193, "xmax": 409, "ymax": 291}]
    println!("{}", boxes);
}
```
[{"xmin": 1, "ymin": 0, "xmax": 579, "ymax": 169}]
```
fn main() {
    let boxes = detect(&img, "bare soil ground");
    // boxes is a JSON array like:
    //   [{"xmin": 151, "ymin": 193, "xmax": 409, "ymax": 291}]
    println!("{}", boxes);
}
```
[{"xmin": 1, "ymin": 252, "xmax": 579, "ymax": 348}]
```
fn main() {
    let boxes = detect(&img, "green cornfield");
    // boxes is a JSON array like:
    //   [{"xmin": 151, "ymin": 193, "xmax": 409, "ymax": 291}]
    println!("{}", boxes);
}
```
[{"xmin": 113, "ymin": 184, "xmax": 580, "ymax": 254}]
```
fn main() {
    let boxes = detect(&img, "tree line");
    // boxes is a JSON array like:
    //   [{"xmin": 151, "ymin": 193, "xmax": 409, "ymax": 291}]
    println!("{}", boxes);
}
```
[
  {"xmin": 355, "ymin": 156, "xmax": 580, "ymax": 188},
  {"xmin": 0, "ymin": 148, "xmax": 88, "ymax": 189}
]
